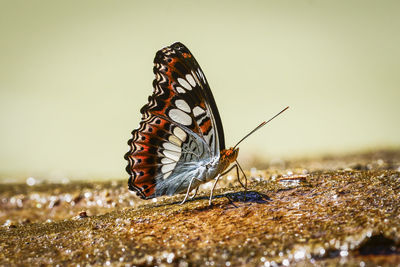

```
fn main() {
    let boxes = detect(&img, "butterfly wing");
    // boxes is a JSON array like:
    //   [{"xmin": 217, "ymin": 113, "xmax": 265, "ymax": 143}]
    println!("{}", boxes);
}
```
[{"xmin": 125, "ymin": 42, "xmax": 225, "ymax": 199}]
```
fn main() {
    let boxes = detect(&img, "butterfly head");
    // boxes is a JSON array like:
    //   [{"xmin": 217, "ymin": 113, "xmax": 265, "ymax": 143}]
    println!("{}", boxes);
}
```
[{"xmin": 221, "ymin": 147, "xmax": 239, "ymax": 164}]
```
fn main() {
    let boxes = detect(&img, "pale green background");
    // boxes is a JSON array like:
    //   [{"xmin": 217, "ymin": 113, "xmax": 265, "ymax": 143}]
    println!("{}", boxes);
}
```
[{"xmin": 1, "ymin": 1, "xmax": 399, "ymax": 181}]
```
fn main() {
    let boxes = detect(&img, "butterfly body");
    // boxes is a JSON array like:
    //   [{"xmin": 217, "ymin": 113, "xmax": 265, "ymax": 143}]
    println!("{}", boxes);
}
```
[
  {"xmin": 125, "ymin": 42, "xmax": 240, "ymax": 203},
  {"xmin": 153, "ymin": 148, "xmax": 237, "ymax": 197}
]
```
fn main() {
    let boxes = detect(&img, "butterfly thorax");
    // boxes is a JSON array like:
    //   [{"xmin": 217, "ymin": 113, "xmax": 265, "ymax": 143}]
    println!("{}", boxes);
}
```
[
  {"xmin": 180, "ymin": 147, "xmax": 239, "ymax": 191},
  {"xmin": 218, "ymin": 147, "xmax": 239, "ymax": 173}
]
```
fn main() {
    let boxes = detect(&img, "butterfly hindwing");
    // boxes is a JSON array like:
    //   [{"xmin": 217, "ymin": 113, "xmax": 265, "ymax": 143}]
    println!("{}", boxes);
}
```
[
  {"xmin": 126, "ymin": 113, "xmax": 191, "ymax": 198},
  {"xmin": 125, "ymin": 42, "xmax": 225, "ymax": 199}
]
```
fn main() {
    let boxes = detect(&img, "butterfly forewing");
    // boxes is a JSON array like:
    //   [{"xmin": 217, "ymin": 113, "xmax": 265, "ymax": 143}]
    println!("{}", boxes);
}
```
[{"xmin": 125, "ymin": 42, "xmax": 225, "ymax": 199}]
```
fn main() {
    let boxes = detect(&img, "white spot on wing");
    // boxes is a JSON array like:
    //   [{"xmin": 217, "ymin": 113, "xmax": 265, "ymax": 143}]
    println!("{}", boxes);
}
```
[
  {"xmin": 161, "ymin": 157, "xmax": 175, "ymax": 164},
  {"xmin": 168, "ymin": 134, "xmax": 182, "ymax": 146},
  {"xmin": 161, "ymin": 163, "xmax": 176, "ymax": 174},
  {"xmin": 193, "ymin": 106, "xmax": 206, "ymax": 117},
  {"xmin": 198, "ymin": 69, "xmax": 206, "ymax": 83},
  {"xmin": 169, "ymin": 109, "xmax": 192, "ymax": 126},
  {"xmin": 176, "ymin": 86, "xmax": 186, "ymax": 94},
  {"xmin": 175, "ymin": 99, "xmax": 191, "ymax": 113},
  {"xmin": 163, "ymin": 142, "xmax": 181, "ymax": 152},
  {"xmin": 163, "ymin": 150, "xmax": 180, "ymax": 161},
  {"xmin": 191, "ymin": 70, "xmax": 202, "ymax": 85},
  {"xmin": 173, "ymin": 127, "xmax": 187, "ymax": 142},
  {"xmin": 186, "ymin": 74, "xmax": 196, "ymax": 87},
  {"xmin": 177, "ymin": 78, "xmax": 192, "ymax": 90}
]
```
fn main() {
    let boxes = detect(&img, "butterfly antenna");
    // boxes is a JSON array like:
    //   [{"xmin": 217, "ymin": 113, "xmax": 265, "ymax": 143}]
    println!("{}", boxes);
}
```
[{"xmin": 233, "ymin": 106, "xmax": 289, "ymax": 149}]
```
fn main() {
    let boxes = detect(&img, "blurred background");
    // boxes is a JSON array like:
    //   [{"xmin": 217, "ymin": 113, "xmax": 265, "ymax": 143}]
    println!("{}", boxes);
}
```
[{"xmin": 1, "ymin": 0, "xmax": 399, "ymax": 182}]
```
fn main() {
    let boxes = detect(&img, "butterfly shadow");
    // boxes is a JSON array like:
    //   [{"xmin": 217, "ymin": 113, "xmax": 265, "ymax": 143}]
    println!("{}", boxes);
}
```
[
  {"xmin": 222, "ymin": 190, "xmax": 271, "ymax": 203},
  {"xmin": 217, "ymin": 190, "xmax": 271, "ymax": 208},
  {"xmin": 176, "ymin": 190, "xmax": 270, "ymax": 207},
  {"xmin": 161, "ymin": 191, "xmax": 270, "ymax": 209}
]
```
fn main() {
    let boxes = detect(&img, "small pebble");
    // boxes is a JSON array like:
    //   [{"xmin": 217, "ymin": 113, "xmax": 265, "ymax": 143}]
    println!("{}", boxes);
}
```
[{"xmin": 75, "ymin": 211, "xmax": 89, "ymax": 219}]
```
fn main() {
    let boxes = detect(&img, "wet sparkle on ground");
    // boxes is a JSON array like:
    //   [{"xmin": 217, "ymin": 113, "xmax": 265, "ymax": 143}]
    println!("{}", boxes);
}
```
[{"xmin": 0, "ymin": 150, "xmax": 399, "ymax": 266}]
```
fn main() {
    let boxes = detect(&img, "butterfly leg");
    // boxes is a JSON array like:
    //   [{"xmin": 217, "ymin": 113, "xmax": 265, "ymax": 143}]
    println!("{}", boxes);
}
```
[
  {"xmin": 209, "ymin": 174, "xmax": 222, "ymax": 205},
  {"xmin": 189, "ymin": 186, "xmax": 199, "ymax": 200},
  {"xmin": 181, "ymin": 176, "xmax": 200, "ymax": 205},
  {"xmin": 236, "ymin": 160, "xmax": 248, "ymax": 200},
  {"xmin": 220, "ymin": 163, "xmax": 246, "ymax": 189},
  {"xmin": 220, "ymin": 162, "xmax": 248, "ymax": 201}
]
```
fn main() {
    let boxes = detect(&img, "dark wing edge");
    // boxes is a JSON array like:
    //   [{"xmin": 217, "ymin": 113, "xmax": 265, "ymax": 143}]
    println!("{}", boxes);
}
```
[{"xmin": 170, "ymin": 42, "xmax": 226, "ymax": 151}]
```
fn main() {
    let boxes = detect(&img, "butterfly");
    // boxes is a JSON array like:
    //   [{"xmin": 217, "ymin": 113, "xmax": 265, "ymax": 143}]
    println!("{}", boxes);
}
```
[{"xmin": 124, "ymin": 42, "xmax": 288, "ymax": 205}]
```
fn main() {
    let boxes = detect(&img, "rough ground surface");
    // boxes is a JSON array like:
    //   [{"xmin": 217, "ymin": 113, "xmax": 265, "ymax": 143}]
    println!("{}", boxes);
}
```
[{"xmin": 1, "ymin": 150, "xmax": 400, "ymax": 266}]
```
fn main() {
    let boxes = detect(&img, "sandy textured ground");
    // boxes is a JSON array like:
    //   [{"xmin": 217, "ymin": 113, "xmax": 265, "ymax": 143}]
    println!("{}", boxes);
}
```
[{"xmin": 1, "ymin": 150, "xmax": 400, "ymax": 266}]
